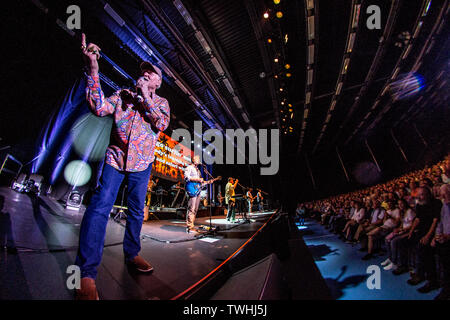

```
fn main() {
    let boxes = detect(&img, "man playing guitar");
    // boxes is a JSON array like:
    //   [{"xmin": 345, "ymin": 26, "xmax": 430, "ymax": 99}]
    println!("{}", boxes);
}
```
[
  {"xmin": 184, "ymin": 155, "xmax": 220, "ymax": 233},
  {"xmin": 257, "ymin": 189, "xmax": 264, "ymax": 212}
]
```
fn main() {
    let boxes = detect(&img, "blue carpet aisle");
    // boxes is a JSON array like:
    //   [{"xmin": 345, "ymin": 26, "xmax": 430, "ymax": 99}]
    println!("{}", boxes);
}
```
[{"xmin": 301, "ymin": 220, "xmax": 438, "ymax": 300}]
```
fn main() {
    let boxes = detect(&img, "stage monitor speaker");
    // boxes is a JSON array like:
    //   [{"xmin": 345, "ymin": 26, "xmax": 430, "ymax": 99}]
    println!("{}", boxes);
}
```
[{"xmin": 211, "ymin": 253, "xmax": 287, "ymax": 300}]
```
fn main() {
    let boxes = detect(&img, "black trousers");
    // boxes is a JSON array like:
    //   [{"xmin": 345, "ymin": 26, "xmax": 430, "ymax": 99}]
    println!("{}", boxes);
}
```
[
  {"xmin": 437, "ymin": 241, "xmax": 450, "ymax": 288},
  {"xmin": 416, "ymin": 239, "xmax": 437, "ymax": 282}
]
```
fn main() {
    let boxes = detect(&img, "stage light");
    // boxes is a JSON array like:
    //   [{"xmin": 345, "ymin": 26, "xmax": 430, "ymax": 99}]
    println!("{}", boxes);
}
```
[
  {"xmin": 307, "ymin": 16, "xmax": 315, "ymax": 40},
  {"xmin": 274, "ymin": 58, "xmax": 279, "ymax": 63},
  {"xmin": 223, "ymin": 78, "xmax": 234, "ymax": 94},
  {"xmin": 274, "ymin": 0, "xmax": 281, "ymax": 4},
  {"xmin": 64, "ymin": 161, "xmax": 92, "ymax": 187},
  {"xmin": 308, "ymin": 44, "xmax": 314, "ymax": 64},
  {"xmin": 233, "ymin": 96, "xmax": 243, "ymax": 109},
  {"xmin": 281, "ymin": 101, "xmax": 285, "ymax": 105},
  {"xmin": 285, "ymin": 64, "xmax": 290, "ymax": 69},
  {"xmin": 288, "ymin": 103, "xmax": 292, "ymax": 107},
  {"xmin": 279, "ymin": 88, "xmax": 283, "ymax": 92},
  {"xmin": 274, "ymin": 75, "xmax": 278, "ymax": 79},
  {"xmin": 195, "ymin": 30, "xmax": 212, "ymax": 54},
  {"xmin": 389, "ymin": 72, "xmax": 424, "ymax": 100},
  {"xmin": 263, "ymin": 12, "xmax": 269, "ymax": 19},
  {"xmin": 211, "ymin": 56, "xmax": 224, "ymax": 75},
  {"xmin": 286, "ymin": 73, "xmax": 292, "ymax": 77},
  {"xmin": 276, "ymin": 11, "xmax": 283, "ymax": 19},
  {"xmin": 267, "ymin": 38, "xmax": 272, "ymax": 43},
  {"xmin": 66, "ymin": 190, "xmax": 84, "ymax": 210}
]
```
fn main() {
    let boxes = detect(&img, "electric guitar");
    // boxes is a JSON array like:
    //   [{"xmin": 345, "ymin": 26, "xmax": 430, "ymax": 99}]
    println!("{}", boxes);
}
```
[{"xmin": 186, "ymin": 176, "xmax": 222, "ymax": 197}]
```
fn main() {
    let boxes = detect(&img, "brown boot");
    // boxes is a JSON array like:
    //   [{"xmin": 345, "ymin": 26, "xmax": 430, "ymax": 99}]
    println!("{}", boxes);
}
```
[
  {"xmin": 75, "ymin": 277, "xmax": 99, "ymax": 300},
  {"xmin": 126, "ymin": 255, "xmax": 154, "ymax": 273}
]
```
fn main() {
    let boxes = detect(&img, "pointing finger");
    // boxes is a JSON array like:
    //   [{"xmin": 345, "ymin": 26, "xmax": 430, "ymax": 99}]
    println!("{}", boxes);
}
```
[{"xmin": 81, "ymin": 33, "xmax": 87, "ymax": 49}]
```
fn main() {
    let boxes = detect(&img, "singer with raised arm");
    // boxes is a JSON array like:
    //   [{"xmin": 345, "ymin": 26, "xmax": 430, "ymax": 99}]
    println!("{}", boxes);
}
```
[
  {"xmin": 74, "ymin": 34, "xmax": 170, "ymax": 300},
  {"xmin": 225, "ymin": 177, "xmax": 239, "ymax": 223}
]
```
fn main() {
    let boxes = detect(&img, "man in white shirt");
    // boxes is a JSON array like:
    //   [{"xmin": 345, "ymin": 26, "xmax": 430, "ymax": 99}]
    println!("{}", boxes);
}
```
[
  {"xmin": 184, "ymin": 155, "xmax": 204, "ymax": 233},
  {"xmin": 354, "ymin": 199, "xmax": 385, "ymax": 243},
  {"xmin": 343, "ymin": 201, "xmax": 366, "ymax": 242},
  {"xmin": 431, "ymin": 184, "xmax": 450, "ymax": 299},
  {"xmin": 246, "ymin": 188, "xmax": 254, "ymax": 214},
  {"xmin": 362, "ymin": 200, "xmax": 401, "ymax": 260},
  {"xmin": 256, "ymin": 189, "xmax": 264, "ymax": 212}
]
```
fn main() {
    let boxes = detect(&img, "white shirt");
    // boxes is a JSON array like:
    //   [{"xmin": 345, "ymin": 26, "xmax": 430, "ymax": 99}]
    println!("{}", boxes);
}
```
[
  {"xmin": 352, "ymin": 208, "xmax": 366, "ymax": 223},
  {"xmin": 370, "ymin": 208, "xmax": 385, "ymax": 224},
  {"xmin": 184, "ymin": 164, "xmax": 201, "ymax": 182},
  {"xmin": 383, "ymin": 208, "xmax": 400, "ymax": 229},
  {"xmin": 401, "ymin": 208, "xmax": 416, "ymax": 230}
]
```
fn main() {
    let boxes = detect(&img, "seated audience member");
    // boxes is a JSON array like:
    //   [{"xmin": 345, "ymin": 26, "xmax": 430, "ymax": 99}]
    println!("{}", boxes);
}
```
[
  {"xmin": 343, "ymin": 200, "xmax": 365, "ymax": 242},
  {"xmin": 431, "ymin": 184, "xmax": 450, "ymax": 300},
  {"xmin": 296, "ymin": 203, "xmax": 306, "ymax": 226},
  {"xmin": 382, "ymin": 199, "xmax": 416, "ymax": 270},
  {"xmin": 440, "ymin": 159, "xmax": 450, "ymax": 184},
  {"xmin": 335, "ymin": 200, "xmax": 355, "ymax": 236},
  {"xmin": 404, "ymin": 187, "xmax": 441, "ymax": 293},
  {"xmin": 354, "ymin": 199, "xmax": 385, "ymax": 246},
  {"xmin": 362, "ymin": 200, "xmax": 401, "ymax": 260},
  {"xmin": 329, "ymin": 200, "xmax": 349, "ymax": 233},
  {"xmin": 320, "ymin": 202, "xmax": 332, "ymax": 225}
]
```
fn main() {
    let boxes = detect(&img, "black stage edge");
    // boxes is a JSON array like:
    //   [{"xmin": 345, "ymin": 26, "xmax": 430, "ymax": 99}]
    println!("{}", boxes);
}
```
[{"xmin": 173, "ymin": 212, "xmax": 332, "ymax": 300}]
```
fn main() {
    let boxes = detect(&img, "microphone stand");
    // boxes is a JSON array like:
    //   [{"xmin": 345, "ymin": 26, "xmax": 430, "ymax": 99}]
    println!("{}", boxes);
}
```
[{"xmin": 201, "ymin": 164, "xmax": 216, "ymax": 235}]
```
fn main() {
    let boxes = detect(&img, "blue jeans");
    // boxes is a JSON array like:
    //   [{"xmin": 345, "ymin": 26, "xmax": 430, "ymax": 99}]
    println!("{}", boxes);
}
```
[{"xmin": 75, "ymin": 163, "xmax": 152, "ymax": 279}]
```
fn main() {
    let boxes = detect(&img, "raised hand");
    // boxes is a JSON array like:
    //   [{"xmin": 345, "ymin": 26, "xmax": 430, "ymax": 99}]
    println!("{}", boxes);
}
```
[{"xmin": 81, "ymin": 33, "xmax": 101, "ymax": 75}]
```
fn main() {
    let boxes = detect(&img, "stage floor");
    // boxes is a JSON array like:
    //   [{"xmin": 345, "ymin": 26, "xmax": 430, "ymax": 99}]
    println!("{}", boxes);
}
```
[{"xmin": 0, "ymin": 187, "xmax": 275, "ymax": 300}]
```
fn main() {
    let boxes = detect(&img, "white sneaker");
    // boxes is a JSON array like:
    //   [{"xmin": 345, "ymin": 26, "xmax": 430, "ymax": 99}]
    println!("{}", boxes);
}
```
[
  {"xmin": 384, "ymin": 262, "xmax": 397, "ymax": 271},
  {"xmin": 381, "ymin": 258, "xmax": 391, "ymax": 266}
]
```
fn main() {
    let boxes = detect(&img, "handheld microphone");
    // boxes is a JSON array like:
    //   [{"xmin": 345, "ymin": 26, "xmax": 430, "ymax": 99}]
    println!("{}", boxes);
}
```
[{"xmin": 136, "ymin": 88, "xmax": 144, "ymax": 103}]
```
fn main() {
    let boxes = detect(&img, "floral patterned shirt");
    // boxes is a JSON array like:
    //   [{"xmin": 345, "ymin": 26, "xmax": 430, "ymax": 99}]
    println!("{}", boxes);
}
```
[{"xmin": 86, "ymin": 75, "xmax": 170, "ymax": 172}]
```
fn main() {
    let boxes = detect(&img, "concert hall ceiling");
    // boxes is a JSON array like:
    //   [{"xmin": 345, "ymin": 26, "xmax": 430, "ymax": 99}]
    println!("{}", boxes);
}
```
[{"xmin": 4, "ymin": 0, "xmax": 450, "ymax": 164}]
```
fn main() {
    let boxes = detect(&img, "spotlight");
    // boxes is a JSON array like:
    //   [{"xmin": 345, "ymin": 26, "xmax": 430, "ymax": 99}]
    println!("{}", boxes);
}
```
[
  {"xmin": 286, "ymin": 73, "xmax": 292, "ymax": 78},
  {"xmin": 267, "ymin": 38, "xmax": 272, "ymax": 43},
  {"xmin": 285, "ymin": 64, "xmax": 291, "ymax": 69},
  {"xmin": 274, "ymin": 58, "xmax": 279, "ymax": 63},
  {"xmin": 281, "ymin": 101, "xmax": 285, "ymax": 105},
  {"xmin": 276, "ymin": 11, "xmax": 283, "ymax": 18},
  {"xmin": 274, "ymin": 0, "xmax": 281, "ymax": 4},
  {"xmin": 279, "ymin": 88, "xmax": 283, "ymax": 92},
  {"xmin": 263, "ymin": 12, "xmax": 269, "ymax": 19}
]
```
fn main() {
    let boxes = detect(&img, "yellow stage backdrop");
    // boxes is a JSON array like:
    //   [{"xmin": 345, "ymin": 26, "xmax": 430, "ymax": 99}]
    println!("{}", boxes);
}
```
[{"xmin": 151, "ymin": 132, "xmax": 193, "ymax": 182}]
